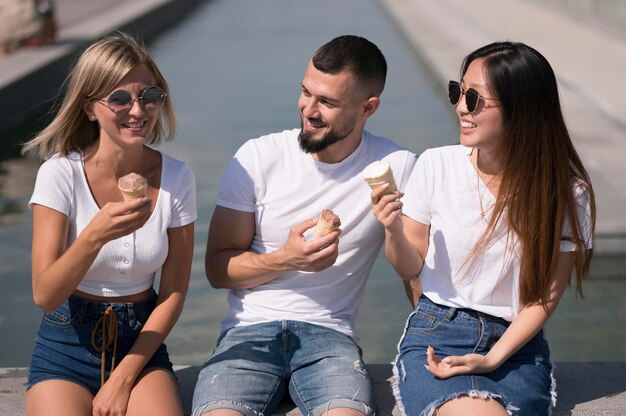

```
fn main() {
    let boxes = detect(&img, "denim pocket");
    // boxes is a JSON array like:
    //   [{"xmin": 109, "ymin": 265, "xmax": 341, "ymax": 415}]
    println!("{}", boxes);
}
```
[
  {"xmin": 406, "ymin": 310, "xmax": 443, "ymax": 333},
  {"xmin": 42, "ymin": 303, "xmax": 73, "ymax": 328}
]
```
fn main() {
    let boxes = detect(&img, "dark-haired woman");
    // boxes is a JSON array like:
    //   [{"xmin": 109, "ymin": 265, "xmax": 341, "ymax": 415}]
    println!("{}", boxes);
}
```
[{"xmin": 371, "ymin": 41, "xmax": 595, "ymax": 415}]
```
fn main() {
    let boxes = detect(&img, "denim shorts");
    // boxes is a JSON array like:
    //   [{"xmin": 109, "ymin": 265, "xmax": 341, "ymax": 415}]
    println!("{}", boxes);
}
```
[
  {"xmin": 192, "ymin": 320, "xmax": 376, "ymax": 416},
  {"xmin": 393, "ymin": 295, "xmax": 555, "ymax": 416},
  {"xmin": 27, "ymin": 292, "xmax": 174, "ymax": 395}
]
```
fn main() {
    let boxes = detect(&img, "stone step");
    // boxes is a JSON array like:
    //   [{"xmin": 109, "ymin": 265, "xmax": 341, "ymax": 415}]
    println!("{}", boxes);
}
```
[{"xmin": 2, "ymin": 362, "xmax": 625, "ymax": 415}]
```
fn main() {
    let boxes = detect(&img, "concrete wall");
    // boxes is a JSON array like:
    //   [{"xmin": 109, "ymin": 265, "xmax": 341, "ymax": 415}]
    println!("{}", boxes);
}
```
[{"xmin": 2, "ymin": 363, "xmax": 625, "ymax": 415}]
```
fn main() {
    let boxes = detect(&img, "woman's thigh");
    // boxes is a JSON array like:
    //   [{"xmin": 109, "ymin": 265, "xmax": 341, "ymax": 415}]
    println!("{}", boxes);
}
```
[
  {"xmin": 25, "ymin": 379, "xmax": 93, "ymax": 416},
  {"xmin": 127, "ymin": 368, "xmax": 183, "ymax": 416}
]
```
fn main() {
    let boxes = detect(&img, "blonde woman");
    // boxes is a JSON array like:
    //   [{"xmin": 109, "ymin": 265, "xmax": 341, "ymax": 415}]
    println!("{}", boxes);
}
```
[
  {"xmin": 23, "ymin": 32, "xmax": 196, "ymax": 416},
  {"xmin": 371, "ymin": 42, "xmax": 595, "ymax": 415}
]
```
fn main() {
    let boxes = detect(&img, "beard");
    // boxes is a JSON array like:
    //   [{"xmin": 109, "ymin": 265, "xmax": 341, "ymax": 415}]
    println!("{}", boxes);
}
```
[{"xmin": 298, "ymin": 119, "xmax": 355, "ymax": 154}]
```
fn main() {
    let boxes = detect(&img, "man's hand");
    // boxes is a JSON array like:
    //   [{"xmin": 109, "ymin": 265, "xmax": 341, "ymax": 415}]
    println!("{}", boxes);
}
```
[{"xmin": 280, "ymin": 218, "xmax": 341, "ymax": 272}]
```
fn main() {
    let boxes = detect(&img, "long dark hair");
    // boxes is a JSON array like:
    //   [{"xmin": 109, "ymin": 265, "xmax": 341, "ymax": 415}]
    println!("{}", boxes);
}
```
[{"xmin": 464, "ymin": 42, "xmax": 596, "ymax": 307}]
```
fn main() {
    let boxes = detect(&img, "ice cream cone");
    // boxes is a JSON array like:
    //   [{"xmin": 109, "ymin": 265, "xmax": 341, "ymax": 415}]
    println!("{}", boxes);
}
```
[
  {"xmin": 363, "ymin": 160, "xmax": 397, "ymax": 194},
  {"xmin": 118, "ymin": 172, "xmax": 147, "ymax": 201},
  {"xmin": 313, "ymin": 209, "xmax": 341, "ymax": 238}
]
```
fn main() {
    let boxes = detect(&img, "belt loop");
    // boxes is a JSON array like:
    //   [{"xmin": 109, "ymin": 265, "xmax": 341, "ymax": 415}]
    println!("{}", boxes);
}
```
[{"xmin": 444, "ymin": 306, "xmax": 457, "ymax": 321}]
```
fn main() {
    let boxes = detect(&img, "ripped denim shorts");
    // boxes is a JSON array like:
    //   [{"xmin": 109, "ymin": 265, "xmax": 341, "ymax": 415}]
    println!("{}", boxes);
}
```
[
  {"xmin": 393, "ymin": 295, "xmax": 554, "ymax": 416},
  {"xmin": 192, "ymin": 320, "xmax": 376, "ymax": 416}
]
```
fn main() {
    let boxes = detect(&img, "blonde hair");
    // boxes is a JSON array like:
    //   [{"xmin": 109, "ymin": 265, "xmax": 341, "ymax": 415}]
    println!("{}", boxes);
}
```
[{"xmin": 22, "ymin": 31, "xmax": 176, "ymax": 159}]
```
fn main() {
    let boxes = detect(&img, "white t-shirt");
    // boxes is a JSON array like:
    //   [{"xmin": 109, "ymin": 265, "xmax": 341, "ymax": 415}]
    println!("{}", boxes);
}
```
[
  {"xmin": 217, "ymin": 129, "xmax": 416, "ymax": 340},
  {"xmin": 29, "ymin": 151, "xmax": 197, "ymax": 297},
  {"xmin": 403, "ymin": 145, "xmax": 594, "ymax": 321}
]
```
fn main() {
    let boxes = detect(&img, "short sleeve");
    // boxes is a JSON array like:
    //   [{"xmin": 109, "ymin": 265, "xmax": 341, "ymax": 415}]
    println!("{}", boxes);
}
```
[
  {"xmin": 170, "ymin": 162, "xmax": 197, "ymax": 228},
  {"xmin": 216, "ymin": 140, "xmax": 258, "ymax": 213},
  {"xmin": 560, "ymin": 183, "xmax": 593, "ymax": 251},
  {"xmin": 28, "ymin": 155, "xmax": 72, "ymax": 216},
  {"xmin": 402, "ymin": 150, "xmax": 432, "ymax": 225}
]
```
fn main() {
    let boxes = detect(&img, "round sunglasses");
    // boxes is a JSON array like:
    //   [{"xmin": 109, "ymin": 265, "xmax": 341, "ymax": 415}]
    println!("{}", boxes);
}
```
[
  {"xmin": 96, "ymin": 86, "xmax": 166, "ymax": 114},
  {"xmin": 448, "ymin": 80, "xmax": 499, "ymax": 114}
]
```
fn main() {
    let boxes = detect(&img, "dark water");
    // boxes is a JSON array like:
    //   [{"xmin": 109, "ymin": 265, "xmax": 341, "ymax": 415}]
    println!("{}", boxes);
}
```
[{"xmin": 0, "ymin": 0, "xmax": 624, "ymax": 367}]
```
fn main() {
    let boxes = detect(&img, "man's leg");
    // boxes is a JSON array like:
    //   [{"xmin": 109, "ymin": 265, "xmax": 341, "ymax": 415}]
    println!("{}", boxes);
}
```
[
  {"xmin": 192, "ymin": 323, "xmax": 288, "ymax": 416},
  {"xmin": 287, "ymin": 321, "xmax": 376, "ymax": 416}
]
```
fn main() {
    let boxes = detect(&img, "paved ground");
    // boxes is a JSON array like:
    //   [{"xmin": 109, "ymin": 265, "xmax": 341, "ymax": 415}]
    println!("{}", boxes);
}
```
[{"xmin": 380, "ymin": 0, "xmax": 626, "ymax": 254}]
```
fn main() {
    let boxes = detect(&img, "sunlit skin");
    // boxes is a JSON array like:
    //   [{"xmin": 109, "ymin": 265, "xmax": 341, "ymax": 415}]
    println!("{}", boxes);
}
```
[
  {"xmin": 84, "ymin": 64, "xmax": 160, "ymax": 157},
  {"xmin": 297, "ymin": 60, "xmax": 380, "ymax": 164},
  {"xmin": 456, "ymin": 58, "xmax": 505, "ymax": 178}
]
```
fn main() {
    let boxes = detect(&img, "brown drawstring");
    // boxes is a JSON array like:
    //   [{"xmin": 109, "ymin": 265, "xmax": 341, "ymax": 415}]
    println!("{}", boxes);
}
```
[{"xmin": 90, "ymin": 305, "xmax": 118, "ymax": 386}]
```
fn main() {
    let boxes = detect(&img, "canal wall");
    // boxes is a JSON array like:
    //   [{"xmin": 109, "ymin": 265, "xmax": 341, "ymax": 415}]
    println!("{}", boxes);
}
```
[{"xmin": 0, "ymin": 0, "xmax": 207, "ymax": 136}]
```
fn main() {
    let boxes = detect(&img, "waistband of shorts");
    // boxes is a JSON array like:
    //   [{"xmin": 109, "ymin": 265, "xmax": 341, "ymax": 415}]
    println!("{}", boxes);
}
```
[
  {"xmin": 417, "ymin": 295, "xmax": 510, "ymax": 325},
  {"xmin": 66, "ymin": 290, "xmax": 156, "ymax": 320}
]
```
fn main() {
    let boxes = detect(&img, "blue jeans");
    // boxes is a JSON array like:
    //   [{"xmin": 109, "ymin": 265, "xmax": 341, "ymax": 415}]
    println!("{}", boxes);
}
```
[
  {"xmin": 192, "ymin": 321, "xmax": 376, "ymax": 416},
  {"xmin": 393, "ymin": 295, "xmax": 554, "ymax": 416},
  {"xmin": 27, "ymin": 293, "xmax": 174, "ymax": 395}
]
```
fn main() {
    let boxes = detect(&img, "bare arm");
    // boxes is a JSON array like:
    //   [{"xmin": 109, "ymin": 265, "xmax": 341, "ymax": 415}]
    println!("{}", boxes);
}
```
[
  {"xmin": 426, "ymin": 251, "xmax": 575, "ymax": 378},
  {"xmin": 205, "ymin": 206, "xmax": 341, "ymax": 290},
  {"xmin": 92, "ymin": 222, "xmax": 194, "ymax": 413},
  {"xmin": 370, "ymin": 184, "xmax": 429, "ymax": 280},
  {"xmin": 31, "ymin": 198, "xmax": 151, "ymax": 311}
]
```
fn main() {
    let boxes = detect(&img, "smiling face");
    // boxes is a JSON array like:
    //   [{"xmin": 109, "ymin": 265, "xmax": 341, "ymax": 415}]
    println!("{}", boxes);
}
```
[
  {"xmin": 456, "ymin": 58, "xmax": 505, "ymax": 155},
  {"xmin": 297, "ymin": 60, "xmax": 372, "ymax": 157},
  {"xmin": 85, "ymin": 64, "xmax": 160, "ymax": 149}
]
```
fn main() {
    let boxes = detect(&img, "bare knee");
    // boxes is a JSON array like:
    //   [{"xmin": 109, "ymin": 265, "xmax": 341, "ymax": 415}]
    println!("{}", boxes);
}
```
[
  {"xmin": 323, "ymin": 409, "xmax": 365, "ymax": 416},
  {"xmin": 201, "ymin": 410, "xmax": 245, "ymax": 416},
  {"xmin": 437, "ymin": 395, "xmax": 509, "ymax": 416}
]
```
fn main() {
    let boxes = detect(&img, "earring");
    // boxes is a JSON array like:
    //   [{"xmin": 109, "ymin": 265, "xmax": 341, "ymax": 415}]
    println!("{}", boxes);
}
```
[{"xmin": 89, "ymin": 116, "xmax": 96, "ymax": 121}]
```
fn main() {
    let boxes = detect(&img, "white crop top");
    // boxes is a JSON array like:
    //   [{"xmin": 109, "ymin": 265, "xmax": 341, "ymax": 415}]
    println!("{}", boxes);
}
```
[{"xmin": 29, "ymin": 151, "xmax": 197, "ymax": 297}]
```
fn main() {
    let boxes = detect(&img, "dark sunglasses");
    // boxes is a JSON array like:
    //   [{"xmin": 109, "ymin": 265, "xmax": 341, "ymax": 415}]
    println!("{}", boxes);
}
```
[
  {"xmin": 448, "ymin": 81, "xmax": 499, "ymax": 114},
  {"xmin": 96, "ymin": 86, "xmax": 166, "ymax": 114}
]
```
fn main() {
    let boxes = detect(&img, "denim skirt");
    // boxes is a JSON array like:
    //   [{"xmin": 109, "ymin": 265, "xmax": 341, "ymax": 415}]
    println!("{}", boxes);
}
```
[
  {"xmin": 27, "ymin": 292, "xmax": 174, "ymax": 395},
  {"xmin": 393, "ymin": 295, "xmax": 555, "ymax": 416}
]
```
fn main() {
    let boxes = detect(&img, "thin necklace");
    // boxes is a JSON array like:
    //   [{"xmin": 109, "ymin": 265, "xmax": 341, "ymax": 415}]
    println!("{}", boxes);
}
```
[
  {"xmin": 477, "ymin": 172, "xmax": 495, "ymax": 220},
  {"xmin": 474, "ymin": 150, "xmax": 497, "ymax": 221}
]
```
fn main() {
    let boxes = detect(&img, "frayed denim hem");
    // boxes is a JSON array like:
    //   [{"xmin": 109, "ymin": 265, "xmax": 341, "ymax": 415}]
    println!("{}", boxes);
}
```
[
  {"xmin": 548, "ymin": 352, "xmax": 557, "ymax": 415},
  {"xmin": 311, "ymin": 398, "xmax": 376, "ymax": 416},
  {"xmin": 421, "ymin": 390, "xmax": 519, "ymax": 416},
  {"xmin": 192, "ymin": 400, "xmax": 264, "ymax": 416},
  {"xmin": 390, "ymin": 309, "xmax": 416, "ymax": 416}
]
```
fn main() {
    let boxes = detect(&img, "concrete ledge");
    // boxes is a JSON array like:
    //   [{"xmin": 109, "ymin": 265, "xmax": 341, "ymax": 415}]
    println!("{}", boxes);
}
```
[
  {"xmin": 2, "ymin": 363, "xmax": 625, "ymax": 415},
  {"xmin": 0, "ymin": 0, "xmax": 208, "ymax": 132}
]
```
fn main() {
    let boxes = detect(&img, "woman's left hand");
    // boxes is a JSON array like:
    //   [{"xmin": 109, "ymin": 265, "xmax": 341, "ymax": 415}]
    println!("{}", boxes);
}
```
[
  {"xmin": 92, "ymin": 376, "xmax": 132, "ymax": 416},
  {"xmin": 425, "ymin": 346, "xmax": 498, "ymax": 379}
]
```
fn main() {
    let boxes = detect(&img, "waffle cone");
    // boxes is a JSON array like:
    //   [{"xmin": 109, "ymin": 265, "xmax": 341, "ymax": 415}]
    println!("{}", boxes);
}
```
[
  {"xmin": 313, "ymin": 209, "xmax": 341, "ymax": 238},
  {"xmin": 363, "ymin": 161, "xmax": 397, "ymax": 194}
]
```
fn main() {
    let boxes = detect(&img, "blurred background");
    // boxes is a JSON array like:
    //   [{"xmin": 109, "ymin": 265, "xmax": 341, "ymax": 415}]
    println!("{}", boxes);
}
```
[{"xmin": 0, "ymin": 0, "xmax": 624, "ymax": 368}]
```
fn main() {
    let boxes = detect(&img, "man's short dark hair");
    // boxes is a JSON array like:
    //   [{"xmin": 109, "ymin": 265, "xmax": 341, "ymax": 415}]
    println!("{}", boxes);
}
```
[{"xmin": 312, "ymin": 35, "xmax": 387, "ymax": 96}]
